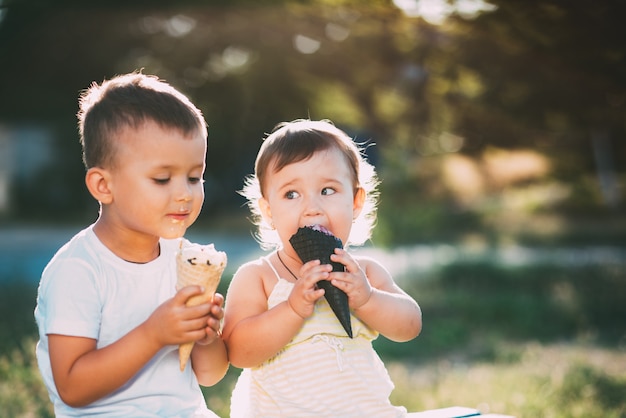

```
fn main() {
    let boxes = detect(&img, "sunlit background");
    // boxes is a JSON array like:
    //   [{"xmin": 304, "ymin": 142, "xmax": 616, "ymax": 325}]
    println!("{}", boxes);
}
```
[{"xmin": 1, "ymin": 1, "xmax": 624, "ymax": 417}]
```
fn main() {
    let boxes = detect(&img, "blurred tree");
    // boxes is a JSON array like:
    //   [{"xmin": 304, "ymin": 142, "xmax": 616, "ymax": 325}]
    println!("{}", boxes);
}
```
[
  {"xmin": 443, "ymin": 1, "xmax": 626, "ymax": 207},
  {"xmin": 0, "ymin": 0, "xmax": 623, "ymax": 239}
]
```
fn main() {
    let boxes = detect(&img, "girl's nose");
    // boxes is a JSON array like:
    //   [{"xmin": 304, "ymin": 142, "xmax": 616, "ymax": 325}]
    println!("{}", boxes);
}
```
[{"xmin": 303, "ymin": 195, "xmax": 323, "ymax": 216}]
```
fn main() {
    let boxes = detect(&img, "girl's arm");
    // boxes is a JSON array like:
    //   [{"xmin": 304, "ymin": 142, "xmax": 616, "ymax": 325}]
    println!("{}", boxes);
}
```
[
  {"xmin": 48, "ymin": 286, "xmax": 214, "ymax": 407},
  {"xmin": 190, "ymin": 293, "xmax": 229, "ymax": 386},
  {"xmin": 330, "ymin": 250, "xmax": 422, "ymax": 342},
  {"xmin": 222, "ymin": 259, "xmax": 326, "ymax": 368}
]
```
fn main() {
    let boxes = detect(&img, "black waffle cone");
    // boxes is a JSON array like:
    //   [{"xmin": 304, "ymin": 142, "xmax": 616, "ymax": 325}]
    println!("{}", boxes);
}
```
[{"xmin": 289, "ymin": 226, "xmax": 353, "ymax": 338}]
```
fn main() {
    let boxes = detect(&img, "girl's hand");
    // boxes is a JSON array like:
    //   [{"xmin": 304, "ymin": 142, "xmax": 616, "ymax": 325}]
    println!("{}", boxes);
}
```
[
  {"xmin": 287, "ymin": 259, "xmax": 328, "ymax": 318},
  {"xmin": 329, "ymin": 248, "xmax": 373, "ymax": 309},
  {"xmin": 144, "ymin": 286, "xmax": 213, "ymax": 347},
  {"xmin": 195, "ymin": 293, "xmax": 225, "ymax": 346}
]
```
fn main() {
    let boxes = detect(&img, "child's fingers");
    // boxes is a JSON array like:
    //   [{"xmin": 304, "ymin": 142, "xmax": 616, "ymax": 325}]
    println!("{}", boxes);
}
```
[
  {"xmin": 209, "ymin": 302, "xmax": 225, "ymax": 321},
  {"xmin": 184, "ymin": 316, "xmax": 212, "ymax": 332},
  {"xmin": 300, "ymin": 260, "xmax": 332, "ymax": 284},
  {"xmin": 299, "ymin": 259, "xmax": 321, "ymax": 277},
  {"xmin": 211, "ymin": 292, "xmax": 225, "ymax": 307},
  {"xmin": 174, "ymin": 285, "xmax": 205, "ymax": 305},
  {"xmin": 330, "ymin": 249, "xmax": 358, "ymax": 272},
  {"xmin": 205, "ymin": 315, "xmax": 222, "ymax": 335}
]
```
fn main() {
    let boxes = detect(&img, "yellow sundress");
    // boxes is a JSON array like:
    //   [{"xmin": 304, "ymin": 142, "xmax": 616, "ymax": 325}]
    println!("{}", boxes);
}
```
[{"xmin": 230, "ymin": 256, "xmax": 407, "ymax": 418}]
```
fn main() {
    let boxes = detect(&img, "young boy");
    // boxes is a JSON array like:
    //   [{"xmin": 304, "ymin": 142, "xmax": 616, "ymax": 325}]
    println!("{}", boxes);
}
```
[{"xmin": 34, "ymin": 72, "xmax": 228, "ymax": 417}]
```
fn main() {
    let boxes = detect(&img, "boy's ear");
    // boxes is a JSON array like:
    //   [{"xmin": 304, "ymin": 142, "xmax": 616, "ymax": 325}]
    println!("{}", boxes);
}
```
[
  {"xmin": 353, "ymin": 187, "xmax": 366, "ymax": 220},
  {"xmin": 258, "ymin": 197, "xmax": 273, "ymax": 228},
  {"xmin": 85, "ymin": 167, "xmax": 113, "ymax": 204}
]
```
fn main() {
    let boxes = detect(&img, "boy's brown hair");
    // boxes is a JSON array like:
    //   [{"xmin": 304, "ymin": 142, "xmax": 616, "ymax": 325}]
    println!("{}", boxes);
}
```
[{"xmin": 77, "ymin": 72, "xmax": 207, "ymax": 169}]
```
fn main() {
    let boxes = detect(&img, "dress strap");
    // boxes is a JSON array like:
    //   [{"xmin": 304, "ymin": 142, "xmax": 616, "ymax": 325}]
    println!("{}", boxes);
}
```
[{"xmin": 263, "ymin": 253, "xmax": 282, "ymax": 282}]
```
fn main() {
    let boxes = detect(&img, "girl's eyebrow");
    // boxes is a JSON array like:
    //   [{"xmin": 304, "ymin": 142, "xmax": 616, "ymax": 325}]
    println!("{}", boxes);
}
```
[
  {"xmin": 275, "ymin": 179, "xmax": 298, "ymax": 191},
  {"xmin": 318, "ymin": 176, "xmax": 343, "ymax": 185}
]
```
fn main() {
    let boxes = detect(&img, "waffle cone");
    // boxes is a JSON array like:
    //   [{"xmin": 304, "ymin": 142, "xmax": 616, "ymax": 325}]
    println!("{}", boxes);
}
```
[
  {"xmin": 289, "ymin": 226, "xmax": 353, "ymax": 338},
  {"xmin": 176, "ymin": 248, "xmax": 227, "ymax": 371}
]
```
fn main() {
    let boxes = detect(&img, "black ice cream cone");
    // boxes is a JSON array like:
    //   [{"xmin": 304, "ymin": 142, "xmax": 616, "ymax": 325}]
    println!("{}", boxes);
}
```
[{"xmin": 289, "ymin": 226, "xmax": 353, "ymax": 338}]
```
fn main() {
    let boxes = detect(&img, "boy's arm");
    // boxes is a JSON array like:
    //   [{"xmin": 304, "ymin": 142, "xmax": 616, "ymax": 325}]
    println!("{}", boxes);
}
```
[
  {"xmin": 48, "ymin": 286, "xmax": 211, "ymax": 407},
  {"xmin": 190, "ymin": 336, "xmax": 228, "ymax": 387},
  {"xmin": 189, "ymin": 293, "xmax": 229, "ymax": 386}
]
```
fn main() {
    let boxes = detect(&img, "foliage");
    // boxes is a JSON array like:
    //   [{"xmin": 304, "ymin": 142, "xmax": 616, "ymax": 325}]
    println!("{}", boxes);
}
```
[
  {"xmin": 374, "ymin": 260, "xmax": 626, "ymax": 361},
  {"xmin": 3, "ymin": 251, "xmax": 625, "ymax": 416},
  {"xmin": 0, "ymin": 0, "xmax": 624, "ymax": 227},
  {"xmin": 0, "ymin": 282, "xmax": 54, "ymax": 417},
  {"xmin": 388, "ymin": 344, "xmax": 626, "ymax": 417}
]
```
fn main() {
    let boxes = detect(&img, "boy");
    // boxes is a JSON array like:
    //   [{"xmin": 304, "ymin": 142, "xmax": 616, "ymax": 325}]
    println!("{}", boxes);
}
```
[{"xmin": 34, "ymin": 72, "xmax": 228, "ymax": 417}]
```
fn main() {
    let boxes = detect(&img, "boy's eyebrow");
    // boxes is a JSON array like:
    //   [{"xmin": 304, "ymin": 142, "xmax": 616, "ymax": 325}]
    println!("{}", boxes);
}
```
[
  {"xmin": 157, "ymin": 161, "xmax": 205, "ymax": 168},
  {"xmin": 150, "ymin": 162, "xmax": 205, "ymax": 171}
]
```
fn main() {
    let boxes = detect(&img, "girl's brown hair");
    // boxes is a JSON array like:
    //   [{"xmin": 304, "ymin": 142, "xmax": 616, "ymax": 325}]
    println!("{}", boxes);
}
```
[{"xmin": 241, "ymin": 119, "xmax": 379, "ymax": 250}]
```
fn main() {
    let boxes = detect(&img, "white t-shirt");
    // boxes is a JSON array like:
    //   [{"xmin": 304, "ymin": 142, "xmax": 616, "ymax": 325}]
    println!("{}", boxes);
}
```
[{"xmin": 35, "ymin": 225, "xmax": 219, "ymax": 417}]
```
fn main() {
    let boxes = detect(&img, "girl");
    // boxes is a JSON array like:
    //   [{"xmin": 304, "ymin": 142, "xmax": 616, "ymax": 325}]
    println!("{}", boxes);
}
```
[{"xmin": 222, "ymin": 119, "xmax": 422, "ymax": 417}]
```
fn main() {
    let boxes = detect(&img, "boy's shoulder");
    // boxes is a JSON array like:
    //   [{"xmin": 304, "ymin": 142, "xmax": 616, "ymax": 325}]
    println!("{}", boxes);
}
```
[
  {"xmin": 40, "ymin": 226, "xmax": 103, "ymax": 288},
  {"xmin": 49, "ymin": 226, "xmax": 98, "ymax": 262}
]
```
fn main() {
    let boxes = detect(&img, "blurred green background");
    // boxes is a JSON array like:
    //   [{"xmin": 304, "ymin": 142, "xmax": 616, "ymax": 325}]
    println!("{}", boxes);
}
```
[{"xmin": 1, "ymin": 0, "xmax": 624, "ymax": 417}]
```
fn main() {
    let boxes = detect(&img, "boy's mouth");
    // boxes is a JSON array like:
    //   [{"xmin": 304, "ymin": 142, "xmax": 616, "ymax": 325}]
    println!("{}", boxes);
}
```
[{"xmin": 168, "ymin": 212, "xmax": 190, "ymax": 223}]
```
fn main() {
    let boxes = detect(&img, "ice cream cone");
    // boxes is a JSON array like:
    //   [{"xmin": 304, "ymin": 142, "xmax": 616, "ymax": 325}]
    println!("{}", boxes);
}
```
[
  {"xmin": 176, "ymin": 242, "xmax": 227, "ymax": 371},
  {"xmin": 289, "ymin": 225, "xmax": 353, "ymax": 338}
]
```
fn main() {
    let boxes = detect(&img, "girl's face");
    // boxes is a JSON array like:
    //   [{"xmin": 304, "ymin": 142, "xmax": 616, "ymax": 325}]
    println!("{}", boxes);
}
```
[
  {"xmin": 102, "ymin": 120, "xmax": 206, "ymax": 242},
  {"xmin": 259, "ymin": 148, "xmax": 364, "ymax": 256}
]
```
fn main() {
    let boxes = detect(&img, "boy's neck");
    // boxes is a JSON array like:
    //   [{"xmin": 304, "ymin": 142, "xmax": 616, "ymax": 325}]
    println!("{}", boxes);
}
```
[{"xmin": 93, "ymin": 220, "xmax": 161, "ymax": 264}]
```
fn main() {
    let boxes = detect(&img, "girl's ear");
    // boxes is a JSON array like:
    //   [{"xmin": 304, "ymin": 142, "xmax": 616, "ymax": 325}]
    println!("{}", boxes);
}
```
[
  {"xmin": 353, "ymin": 187, "xmax": 366, "ymax": 220},
  {"xmin": 258, "ymin": 197, "xmax": 274, "ymax": 229},
  {"xmin": 85, "ymin": 167, "xmax": 113, "ymax": 204}
]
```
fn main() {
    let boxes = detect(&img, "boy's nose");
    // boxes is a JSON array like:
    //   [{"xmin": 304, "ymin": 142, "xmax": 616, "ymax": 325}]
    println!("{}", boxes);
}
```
[{"xmin": 175, "ymin": 181, "xmax": 193, "ymax": 202}]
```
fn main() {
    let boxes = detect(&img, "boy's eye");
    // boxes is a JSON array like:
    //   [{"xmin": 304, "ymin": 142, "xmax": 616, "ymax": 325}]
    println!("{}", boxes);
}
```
[
  {"xmin": 188, "ymin": 177, "xmax": 203, "ymax": 184},
  {"xmin": 285, "ymin": 190, "xmax": 300, "ymax": 199},
  {"xmin": 321, "ymin": 187, "xmax": 336, "ymax": 196},
  {"xmin": 153, "ymin": 178, "xmax": 170, "ymax": 185}
]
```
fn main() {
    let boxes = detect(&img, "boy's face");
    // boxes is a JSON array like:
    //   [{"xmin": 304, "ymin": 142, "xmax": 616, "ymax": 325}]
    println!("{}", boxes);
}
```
[
  {"xmin": 260, "ymin": 148, "xmax": 362, "ymax": 255},
  {"xmin": 102, "ymin": 120, "xmax": 206, "ymax": 240}
]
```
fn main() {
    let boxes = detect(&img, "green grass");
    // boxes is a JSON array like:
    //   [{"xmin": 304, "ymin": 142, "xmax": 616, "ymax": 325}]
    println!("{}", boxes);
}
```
[
  {"xmin": 2, "ymin": 258, "xmax": 625, "ymax": 417},
  {"xmin": 387, "ymin": 343, "xmax": 626, "ymax": 417}
]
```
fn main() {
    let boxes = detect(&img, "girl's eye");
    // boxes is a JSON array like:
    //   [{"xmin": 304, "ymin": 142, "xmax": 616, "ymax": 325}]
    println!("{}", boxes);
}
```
[
  {"xmin": 188, "ymin": 177, "xmax": 203, "ymax": 184},
  {"xmin": 285, "ymin": 190, "xmax": 300, "ymax": 199},
  {"xmin": 321, "ymin": 187, "xmax": 336, "ymax": 196},
  {"xmin": 153, "ymin": 178, "xmax": 170, "ymax": 185}
]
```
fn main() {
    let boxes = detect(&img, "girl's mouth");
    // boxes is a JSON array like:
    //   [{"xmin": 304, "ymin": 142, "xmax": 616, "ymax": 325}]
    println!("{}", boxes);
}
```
[{"xmin": 307, "ymin": 224, "xmax": 332, "ymax": 235}]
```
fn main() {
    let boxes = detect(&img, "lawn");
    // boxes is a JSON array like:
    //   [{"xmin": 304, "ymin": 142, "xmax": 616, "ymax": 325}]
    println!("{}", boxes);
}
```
[{"xmin": 2, "ymin": 255, "xmax": 625, "ymax": 417}]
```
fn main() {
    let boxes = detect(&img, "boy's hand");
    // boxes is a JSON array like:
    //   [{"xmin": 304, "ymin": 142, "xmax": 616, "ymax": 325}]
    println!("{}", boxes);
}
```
[
  {"xmin": 145, "ymin": 286, "xmax": 213, "ymax": 347},
  {"xmin": 195, "ymin": 293, "xmax": 225, "ymax": 346},
  {"xmin": 286, "ymin": 259, "xmax": 327, "ymax": 318},
  {"xmin": 329, "ymin": 249, "xmax": 373, "ymax": 309}
]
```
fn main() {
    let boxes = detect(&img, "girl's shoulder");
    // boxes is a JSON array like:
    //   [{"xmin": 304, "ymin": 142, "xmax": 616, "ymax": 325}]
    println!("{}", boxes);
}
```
[
  {"xmin": 231, "ymin": 255, "xmax": 279, "ymax": 298},
  {"xmin": 232, "ymin": 257, "xmax": 266, "ymax": 283},
  {"xmin": 352, "ymin": 253, "xmax": 386, "ymax": 271}
]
